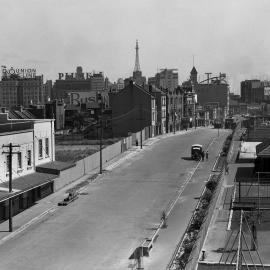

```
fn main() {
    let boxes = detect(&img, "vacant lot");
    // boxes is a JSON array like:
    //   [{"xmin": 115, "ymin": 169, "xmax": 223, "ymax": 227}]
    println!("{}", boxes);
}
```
[{"xmin": 55, "ymin": 136, "xmax": 120, "ymax": 162}]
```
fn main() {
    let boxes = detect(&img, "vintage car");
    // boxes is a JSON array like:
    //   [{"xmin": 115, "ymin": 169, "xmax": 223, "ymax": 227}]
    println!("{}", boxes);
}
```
[{"xmin": 191, "ymin": 144, "xmax": 203, "ymax": 161}]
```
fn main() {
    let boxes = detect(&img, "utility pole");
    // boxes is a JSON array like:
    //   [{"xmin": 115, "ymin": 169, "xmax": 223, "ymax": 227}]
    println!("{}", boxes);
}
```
[
  {"xmin": 236, "ymin": 210, "xmax": 243, "ymax": 270},
  {"xmin": 98, "ymin": 93, "xmax": 103, "ymax": 174},
  {"xmin": 136, "ymin": 104, "xmax": 144, "ymax": 149},
  {"xmin": 173, "ymin": 105, "xmax": 176, "ymax": 134},
  {"xmin": 2, "ymin": 143, "xmax": 20, "ymax": 232},
  {"xmin": 140, "ymin": 104, "xmax": 143, "ymax": 149},
  {"xmin": 136, "ymin": 247, "xmax": 144, "ymax": 270}
]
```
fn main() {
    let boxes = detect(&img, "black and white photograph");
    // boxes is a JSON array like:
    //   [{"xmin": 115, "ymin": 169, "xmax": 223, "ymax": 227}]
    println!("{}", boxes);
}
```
[{"xmin": 0, "ymin": 0, "xmax": 270, "ymax": 269}]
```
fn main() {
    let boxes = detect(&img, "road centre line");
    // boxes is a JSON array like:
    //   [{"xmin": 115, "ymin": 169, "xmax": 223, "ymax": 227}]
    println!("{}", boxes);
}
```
[
  {"xmin": 166, "ymin": 136, "xmax": 216, "ymax": 217},
  {"xmin": 166, "ymin": 161, "xmax": 201, "ymax": 217}
]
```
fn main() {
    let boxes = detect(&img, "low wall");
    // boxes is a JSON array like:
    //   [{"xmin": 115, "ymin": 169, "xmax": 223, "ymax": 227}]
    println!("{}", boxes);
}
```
[
  {"xmin": 186, "ymin": 173, "xmax": 223, "ymax": 270},
  {"xmin": 198, "ymin": 262, "xmax": 270, "ymax": 270},
  {"xmin": 54, "ymin": 134, "xmax": 134, "ymax": 191},
  {"xmin": 54, "ymin": 161, "xmax": 85, "ymax": 191},
  {"xmin": 132, "ymin": 129, "xmax": 146, "ymax": 146}
]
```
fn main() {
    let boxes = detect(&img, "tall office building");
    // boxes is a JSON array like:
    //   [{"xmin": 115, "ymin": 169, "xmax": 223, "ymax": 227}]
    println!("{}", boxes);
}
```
[
  {"xmin": 43, "ymin": 80, "xmax": 53, "ymax": 102},
  {"xmin": 148, "ymin": 69, "xmax": 178, "ymax": 92},
  {"xmin": 90, "ymin": 72, "xmax": 105, "ymax": 92},
  {"xmin": 0, "ymin": 75, "xmax": 43, "ymax": 109},
  {"xmin": 53, "ymin": 67, "xmax": 105, "ymax": 99},
  {"xmin": 241, "ymin": 79, "xmax": 264, "ymax": 104}
]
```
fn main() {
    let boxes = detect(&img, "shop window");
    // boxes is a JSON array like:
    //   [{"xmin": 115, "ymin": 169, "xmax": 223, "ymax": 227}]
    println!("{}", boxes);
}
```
[
  {"xmin": 17, "ymin": 152, "xmax": 22, "ymax": 169},
  {"xmin": 38, "ymin": 139, "xmax": 43, "ymax": 158},
  {"xmin": 27, "ymin": 150, "xmax": 32, "ymax": 167},
  {"xmin": 45, "ymin": 138, "xmax": 49, "ymax": 157}
]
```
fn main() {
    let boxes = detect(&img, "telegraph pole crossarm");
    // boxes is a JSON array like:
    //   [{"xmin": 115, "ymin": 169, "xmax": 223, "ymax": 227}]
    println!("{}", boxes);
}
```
[{"xmin": 2, "ymin": 143, "xmax": 20, "ymax": 232}]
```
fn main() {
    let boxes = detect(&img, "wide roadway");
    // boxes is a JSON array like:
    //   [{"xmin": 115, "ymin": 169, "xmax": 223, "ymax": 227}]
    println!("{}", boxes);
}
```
[{"xmin": 0, "ymin": 127, "xmax": 229, "ymax": 270}]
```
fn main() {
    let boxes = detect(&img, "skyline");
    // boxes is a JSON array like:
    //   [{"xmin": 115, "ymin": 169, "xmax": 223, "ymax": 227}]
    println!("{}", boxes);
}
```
[{"xmin": 1, "ymin": 0, "xmax": 270, "ymax": 93}]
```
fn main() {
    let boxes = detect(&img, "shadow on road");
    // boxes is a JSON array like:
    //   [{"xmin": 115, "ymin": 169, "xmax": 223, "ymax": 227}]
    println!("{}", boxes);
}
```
[{"xmin": 181, "ymin": 157, "xmax": 193, "ymax": 161}]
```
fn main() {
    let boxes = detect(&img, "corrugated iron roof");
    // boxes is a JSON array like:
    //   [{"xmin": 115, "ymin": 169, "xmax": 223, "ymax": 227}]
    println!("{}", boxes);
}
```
[
  {"xmin": 0, "ymin": 172, "xmax": 57, "ymax": 202},
  {"xmin": 257, "ymin": 141, "xmax": 270, "ymax": 157}
]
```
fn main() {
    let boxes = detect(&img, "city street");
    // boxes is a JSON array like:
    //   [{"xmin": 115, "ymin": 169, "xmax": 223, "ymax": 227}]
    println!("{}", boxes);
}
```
[{"xmin": 0, "ymin": 127, "xmax": 229, "ymax": 270}]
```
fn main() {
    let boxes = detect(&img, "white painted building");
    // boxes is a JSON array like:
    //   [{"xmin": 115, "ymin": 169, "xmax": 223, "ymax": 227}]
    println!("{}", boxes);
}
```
[{"xmin": 0, "ymin": 114, "xmax": 55, "ymax": 183}]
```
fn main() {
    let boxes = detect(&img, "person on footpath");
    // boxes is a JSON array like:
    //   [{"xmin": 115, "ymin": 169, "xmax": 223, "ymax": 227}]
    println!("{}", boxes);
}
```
[
  {"xmin": 201, "ymin": 151, "xmax": 205, "ymax": 161},
  {"xmin": 206, "ymin": 151, "xmax": 209, "ymax": 161},
  {"xmin": 225, "ymin": 165, "xmax": 229, "ymax": 175}
]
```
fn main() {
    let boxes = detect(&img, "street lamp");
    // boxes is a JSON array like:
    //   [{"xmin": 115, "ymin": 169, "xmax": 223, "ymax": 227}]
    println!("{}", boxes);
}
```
[{"xmin": 98, "ymin": 92, "xmax": 103, "ymax": 174}]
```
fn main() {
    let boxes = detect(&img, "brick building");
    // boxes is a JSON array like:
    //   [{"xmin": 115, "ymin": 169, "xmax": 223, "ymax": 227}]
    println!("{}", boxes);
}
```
[
  {"xmin": 241, "ymin": 79, "xmax": 264, "ymax": 104},
  {"xmin": 109, "ymin": 81, "xmax": 157, "ymax": 137},
  {"xmin": 0, "ymin": 75, "xmax": 44, "ymax": 109}
]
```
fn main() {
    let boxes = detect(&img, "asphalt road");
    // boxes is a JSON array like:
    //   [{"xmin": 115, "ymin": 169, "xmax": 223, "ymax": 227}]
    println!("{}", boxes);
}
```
[{"xmin": 0, "ymin": 127, "xmax": 229, "ymax": 270}]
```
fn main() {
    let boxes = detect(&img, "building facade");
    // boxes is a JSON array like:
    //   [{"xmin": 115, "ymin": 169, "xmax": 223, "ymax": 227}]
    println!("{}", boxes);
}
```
[
  {"xmin": 53, "ymin": 67, "xmax": 106, "ymax": 103},
  {"xmin": 0, "ymin": 114, "xmax": 56, "ymax": 222},
  {"xmin": 241, "ymin": 79, "xmax": 264, "ymax": 104},
  {"xmin": 0, "ymin": 116, "xmax": 55, "ymax": 182},
  {"xmin": 148, "ymin": 68, "xmax": 180, "ymax": 132},
  {"xmin": 149, "ymin": 85, "xmax": 167, "ymax": 135},
  {"xmin": 148, "ymin": 68, "xmax": 178, "ymax": 92},
  {"xmin": 43, "ymin": 80, "xmax": 53, "ymax": 102},
  {"xmin": 0, "ymin": 75, "xmax": 43, "ymax": 109},
  {"xmin": 109, "ymin": 81, "xmax": 156, "ymax": 137},
  {"xmin": 181, "ymin": 83, "xmax": 197, "ymax": 128},
  {"xmin": 190, "ymin": 67, "xmax": 229, "ymax": 121}
]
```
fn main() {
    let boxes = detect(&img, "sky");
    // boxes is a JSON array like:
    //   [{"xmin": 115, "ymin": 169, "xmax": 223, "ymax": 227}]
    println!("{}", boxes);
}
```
[{"xmin": 0, "ymin": 0, "xmax": 270, "ymax": 94}]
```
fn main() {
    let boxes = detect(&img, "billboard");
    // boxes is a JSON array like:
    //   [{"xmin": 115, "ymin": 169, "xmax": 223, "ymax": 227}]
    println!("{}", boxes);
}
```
[{"xmin": 67, "ymin": 91, "xmax": 96, "ymax": 105}]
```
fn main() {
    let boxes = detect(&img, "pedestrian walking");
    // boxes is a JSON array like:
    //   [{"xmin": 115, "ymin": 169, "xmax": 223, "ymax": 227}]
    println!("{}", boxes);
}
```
[
  {"xmin": 201, "ymin": 151, "xmax": 205, "ymax": 161},
  {"xmin": 206, "ymin": 151, "xmax": 209, "ymax": 161},
  {"xmin": 225, "ymin": 165, "xmax": 229, "ymax": 175}
]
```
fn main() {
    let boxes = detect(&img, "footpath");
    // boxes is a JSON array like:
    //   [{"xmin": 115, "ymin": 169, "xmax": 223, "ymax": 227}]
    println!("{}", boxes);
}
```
[
  {"xmin": 0, "ymin": 127, "xmax": 200, "ymax": 246},
  {"xmin": 196, "ymin": 127, "xmax": 257, "ymax": 270}
]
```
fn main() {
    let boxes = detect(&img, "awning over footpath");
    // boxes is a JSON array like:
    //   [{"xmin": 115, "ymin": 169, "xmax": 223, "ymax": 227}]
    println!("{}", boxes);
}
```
[
  {"xmin": 256, "ymin": 141, "xmax": 270, "ymax": 158},
  {"xmin": 239, "ymin": 141, "xmax": 261, "ymax": 160},
  {"xmin": 235, "ymin": 166, "xmax": 270, "ymax": 183},
  {"xmin": 36, "ymin": 161, "xmax": 75, "ymax": 175},
  {"xmin": 0, "ymin": 172, "xmax": 58, "ymax": 203}
]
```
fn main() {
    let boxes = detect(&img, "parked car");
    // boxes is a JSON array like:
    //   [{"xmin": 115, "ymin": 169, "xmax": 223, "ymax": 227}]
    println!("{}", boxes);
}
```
[{"xmin": 191, "ymin": 144, "xmax": 203, "ymax": 161}]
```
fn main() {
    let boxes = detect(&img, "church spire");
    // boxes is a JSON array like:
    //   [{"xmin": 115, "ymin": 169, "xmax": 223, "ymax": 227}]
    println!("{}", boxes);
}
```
[{"xmin": 134, "ymin": 40, "xmax": 141, "ymax": 72}]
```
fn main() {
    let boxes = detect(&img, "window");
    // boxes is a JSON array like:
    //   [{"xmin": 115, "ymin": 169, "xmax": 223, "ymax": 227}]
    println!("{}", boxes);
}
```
[
  {"xmin": 162, "ymin": 97, "xmax": 166, "ymax": 106},
  {"xmin": 17, "ymin": 152, "xmax": 22, "ymax": 169},
  {"xmin": 27, "ymin": 150, "xmax": 32, "ymax": 167},
  {"xmin": 152, "ymin": 112, "xmax": 155, "ymax": 122},
  {"xmin": 151, "ymin": 99, "xmax": 155, "ymax": 109},
  {"xmin": 38, "ymin": 139, "xmax": 43, "ymax": 158},
  {"xmin": 45, "ymin": 138, "xmax": 49, "ymax": 157},
  {"xmin": 162, "ymin": 109, "xmax": 166, "ymax": 118}
]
